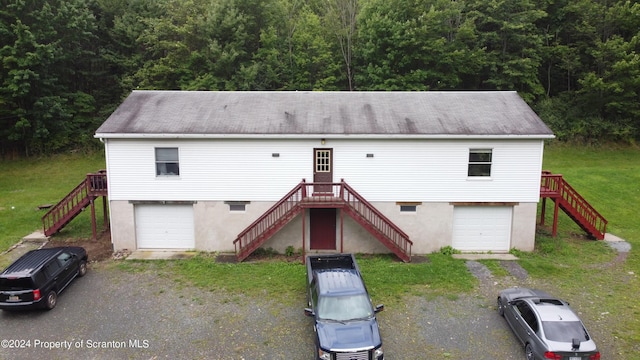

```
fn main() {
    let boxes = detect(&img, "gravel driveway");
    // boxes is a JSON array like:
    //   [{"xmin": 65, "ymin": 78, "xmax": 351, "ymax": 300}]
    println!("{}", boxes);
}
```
[{"xmin": 0, "ymin": 260, "xmax": 534, "ymax": 360}]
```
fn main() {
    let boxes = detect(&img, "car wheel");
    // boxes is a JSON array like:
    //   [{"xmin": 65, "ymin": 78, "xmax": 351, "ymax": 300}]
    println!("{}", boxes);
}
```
[
  {"xmin": 78, "ymin": 260, "xmax": 87, "ymax": 277},
  {"xmin": 44, "ymin": 290, "xmax": 57, "ymax": 310},
  {"xmin": 497, "ymin": 297, "xmax": 504, "ymax": 317},
  {"xmin": 525, "ymin": 343, "xmax": 534, "ymax": 360}
]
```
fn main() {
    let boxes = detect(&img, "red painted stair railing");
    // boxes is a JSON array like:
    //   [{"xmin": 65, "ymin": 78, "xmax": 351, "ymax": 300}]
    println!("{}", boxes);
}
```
[
  {"xmin": 42, "ymin": 172, "xmax": 108, "ymax": 237},
  {"xmin": 233, "ymin": 183, "xmax": 306, "ymax": 261},
  {"xmin": 339, "ymin": 182, "xmax": 412, "ymax": 262},
  {"xmin": 234, "ymin": 180, "xmax": 412, "ymax": 262},
  {"xmin": 540, "ymin": 171, "xmax": 607, "ymax": 240}
]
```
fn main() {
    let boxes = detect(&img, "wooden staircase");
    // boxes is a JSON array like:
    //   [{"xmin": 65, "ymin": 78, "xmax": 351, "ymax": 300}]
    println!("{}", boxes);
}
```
[
  {"xmin": 540, "ymin": 171, "xmax": 607, "ymax": 239},
  {"xmin": 42, "ymin": 171, "xmax": 108, "ymax": 238},
  {"xmin": 233, "ymin": 184, "xmax": 306, "ymax": 262},
  {"xmin": 338, "ymin": 182, "xmax": 412, "ymax": 262},
  {"xmin": 234, "ymin": 180, "xmax": 413, "ymax": 262}
]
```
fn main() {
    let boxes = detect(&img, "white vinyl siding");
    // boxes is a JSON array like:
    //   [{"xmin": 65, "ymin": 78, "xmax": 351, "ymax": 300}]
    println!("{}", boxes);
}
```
[
  {"xmin": 452, "ymin": 206, "xmax": 512, "ymax": 252},
  {"xmin": 104, "ymin": 138, "xmax": 543, "ymax": 203},
  {"xmin": 331, "ymin": 139, "xmax": 543, "ymax": 202},
  {"xmin": 105, "ymin": 139, "xmax": 312, "ymax": 201},
  {"xmin": 135, "ymin": 204, "xmax": 195, "ymax": 249}
]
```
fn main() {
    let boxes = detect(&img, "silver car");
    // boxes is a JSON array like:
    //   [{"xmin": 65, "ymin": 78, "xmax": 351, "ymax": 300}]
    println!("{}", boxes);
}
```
[{"xmin": 497, "ymin": 288, "xmax": 600, "ymax": 360}]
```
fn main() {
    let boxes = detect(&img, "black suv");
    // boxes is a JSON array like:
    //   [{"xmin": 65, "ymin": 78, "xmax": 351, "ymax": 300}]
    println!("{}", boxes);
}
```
[{"xmin": 0, "ymin": 247, "xmax": 87, "ymax": 310}]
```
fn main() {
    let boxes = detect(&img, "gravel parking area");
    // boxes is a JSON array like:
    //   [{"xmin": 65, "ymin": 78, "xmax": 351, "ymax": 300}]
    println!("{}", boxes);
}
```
[
  {"xmin": 1, "ymin": 266, "xmax": 312, "ymax": 359},
  {"xmin": 1, "ymin": 261, "xmax": 533, "ymax": 360},
  {"xmin": 0, "ymin": 228, "xmax": 629, "ymax": 359},
  {"xmin": 3, "ymin": 246, "xmax": 627, "ymax": 360}
]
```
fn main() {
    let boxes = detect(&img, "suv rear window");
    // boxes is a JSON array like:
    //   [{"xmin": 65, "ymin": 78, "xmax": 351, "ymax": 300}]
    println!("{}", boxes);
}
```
[{"xmin": 0, "ymin": 277, "xmax": 35, "ymax": 291}]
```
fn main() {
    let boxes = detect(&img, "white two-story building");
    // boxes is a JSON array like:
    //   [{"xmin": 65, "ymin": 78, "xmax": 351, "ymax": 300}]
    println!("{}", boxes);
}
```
[{"xmin": 95, "ymin": 91, "xmax": 554, "ymax": 261}]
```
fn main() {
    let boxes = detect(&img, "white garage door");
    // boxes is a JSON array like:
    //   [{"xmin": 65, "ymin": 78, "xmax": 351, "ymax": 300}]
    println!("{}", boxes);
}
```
[
  {"xmin": 135, "ymin": 204, "xmax": 195, "ymax": 249},
  {"xmin": 452, "ymin": 206, "xmax": 512, "ymax": 252}
]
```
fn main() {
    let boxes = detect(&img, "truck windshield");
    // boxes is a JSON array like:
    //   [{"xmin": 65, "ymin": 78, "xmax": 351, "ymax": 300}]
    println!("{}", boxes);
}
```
[{"xmin": 317, "ymin": 294, "xmax": 373, "ymax": 321}]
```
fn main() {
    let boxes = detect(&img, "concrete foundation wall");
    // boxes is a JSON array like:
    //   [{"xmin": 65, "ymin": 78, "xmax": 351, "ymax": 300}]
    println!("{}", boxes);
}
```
[
  {"xmin": 109, "ymin": 201, "xmax": 136, "ymax": 251},
  {"xmin": 510, "ymin": 202, "xmax": 538, "ymax": 251},
  {"xmin": 110, "ymin": 200, "xmax": 538, "ymax": 255}
]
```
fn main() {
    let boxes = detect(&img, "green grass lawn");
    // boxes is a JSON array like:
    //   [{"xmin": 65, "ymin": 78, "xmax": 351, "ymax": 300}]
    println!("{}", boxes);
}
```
[
  {"xmin": 534, "ymin": 143, "xmax": 640, "ymax": 354},
  {"xmin": 541, "ymin": 143, "xmax": 640, "ymax": 243},
  {"xmin": 2, "ymin": 144, "xmax": 640, "ymax": 355},
  {"xmin": 0, "ymin": 151, "xmax": 107, "ymax": 251}
]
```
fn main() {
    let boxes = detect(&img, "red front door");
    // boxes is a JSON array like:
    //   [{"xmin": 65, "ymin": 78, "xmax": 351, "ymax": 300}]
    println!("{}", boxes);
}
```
[
  {"xmin": 313, "ymin": 148, "xmax": 333, "ymax": 193},
  {"xmin": 310, "ymin": 208, "xmax": 337, "ymax": 250}
]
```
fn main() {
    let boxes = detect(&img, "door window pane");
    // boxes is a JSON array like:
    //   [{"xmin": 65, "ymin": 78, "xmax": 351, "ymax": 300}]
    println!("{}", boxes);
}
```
[{"xmin": 316, "ymin": 150, "xmax": 331, "ymax": 173}]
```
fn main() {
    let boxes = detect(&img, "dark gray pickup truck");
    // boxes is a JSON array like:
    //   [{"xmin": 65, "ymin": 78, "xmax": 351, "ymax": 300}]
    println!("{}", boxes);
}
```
[{"xmin": 304, "ymin": 253, "xmax": 384, "ymax": 360}]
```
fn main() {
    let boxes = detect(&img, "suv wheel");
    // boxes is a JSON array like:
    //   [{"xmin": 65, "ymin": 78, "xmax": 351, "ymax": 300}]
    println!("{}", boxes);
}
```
[
  {"xmin": 78, "ymin": 260, "xmax": 87, "ymax": 277},
  {"xmin": 44, "ymin": 291, "xmax": 57, "ymax": 310}
]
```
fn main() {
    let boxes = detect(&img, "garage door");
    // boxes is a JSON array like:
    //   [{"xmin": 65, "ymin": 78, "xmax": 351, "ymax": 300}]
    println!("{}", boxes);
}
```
[
  {"xmin": 135, "ymin": 204, "xmax": 195, "ymax": 249},
  {"xmin": 452, "ymin": 206, "xmax": 512, "ymax": 252}
]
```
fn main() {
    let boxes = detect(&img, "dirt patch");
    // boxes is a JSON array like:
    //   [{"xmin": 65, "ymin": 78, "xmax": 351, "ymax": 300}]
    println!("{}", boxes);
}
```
[
  {"xmin": 410, "ymin": 255, "xmax": 430, "ymax": 263},
  {"xmin": 499, "ymin": 261, "xmax": 528, "ymax": 281},
  {"xmin": 44, "ymin": 230, "xmax": 114, "ymax": 262},
  {"xmin": 242, "ymin": 251, "xmax": 304, "ymax": 263},
  {"xmin": 465, "ymin": 261, "xmax": 493, "ymax": 280},
  {"xmin": 215, "ymin": 254, "xmax": 238, "ymax": 263}
]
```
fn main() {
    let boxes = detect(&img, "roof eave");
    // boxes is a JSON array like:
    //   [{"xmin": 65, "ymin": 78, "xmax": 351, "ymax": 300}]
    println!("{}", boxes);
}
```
[{"xmin": 95, "ymin": 133, "xmax": 556, "ymax": 140}]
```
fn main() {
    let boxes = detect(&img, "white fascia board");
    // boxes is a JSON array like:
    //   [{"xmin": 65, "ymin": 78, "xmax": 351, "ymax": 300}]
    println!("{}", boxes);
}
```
[{"xmin": 95, "ymin": 133, "xmax": 556, "ymax": 140}]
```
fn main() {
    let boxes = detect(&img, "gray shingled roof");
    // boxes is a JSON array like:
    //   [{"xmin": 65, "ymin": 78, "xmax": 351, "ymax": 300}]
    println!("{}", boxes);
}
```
[{"xmin": 95, "ymin": 91, "xmax": 554, "ymax": 139}]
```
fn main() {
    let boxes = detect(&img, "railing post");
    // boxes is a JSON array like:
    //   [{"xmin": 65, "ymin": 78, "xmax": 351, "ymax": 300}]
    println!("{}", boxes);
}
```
[
  {"xmin": 340, "ymin": 208, "xmax": 344, "ymax": 253},
  {"xmin": 90, "ymin": 198, "xmax": 97, "ymax": 240},
  {"xmin": 302, "ymin": 205, "xmax": 306, "ymax": 264}
]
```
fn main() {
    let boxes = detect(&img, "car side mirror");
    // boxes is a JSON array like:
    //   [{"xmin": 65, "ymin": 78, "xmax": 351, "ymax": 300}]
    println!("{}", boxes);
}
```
[
  {"xmin": 374, "ymin": 304, "xmax": 384, "ymax": 313},
  {"xmin": 304, "ymin": 308, "xmax": 315, "ymax": 317}
]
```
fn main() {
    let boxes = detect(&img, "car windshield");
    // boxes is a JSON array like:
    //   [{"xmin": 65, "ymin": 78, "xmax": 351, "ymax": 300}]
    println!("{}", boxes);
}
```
[
  {"xmin": 542, "ymin": 321, "xmax": 589, "ymax": 342},
  {"xmin": 317, "ymin": 294, "xmax": 373, "ymax": 321}
]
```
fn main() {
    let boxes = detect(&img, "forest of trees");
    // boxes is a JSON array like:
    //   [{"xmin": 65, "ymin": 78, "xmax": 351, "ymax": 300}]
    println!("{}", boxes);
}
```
[{"xmin": 1, "ymin": 0, "xmax": 639, "ymax": 156}]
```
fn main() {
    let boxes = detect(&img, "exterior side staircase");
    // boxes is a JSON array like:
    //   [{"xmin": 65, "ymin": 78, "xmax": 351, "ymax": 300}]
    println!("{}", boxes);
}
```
[
  {"xmin": 540, "ymin": 171, "xmax": 607, "ymax": 239},
  {"xmin": 233, "ymin": 184, "xmax": 306, "ymax": 262},
  {"xmin": 234, "ymin": 180, "xmax": 413, "ymax": 262},
  {"xmin": 42, "ymin": 171, "xmax": 108, "ymax": 238}
]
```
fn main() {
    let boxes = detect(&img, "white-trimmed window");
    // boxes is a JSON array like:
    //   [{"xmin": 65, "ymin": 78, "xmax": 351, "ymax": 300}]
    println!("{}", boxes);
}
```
[
  {"xmin": 468, "ymin": 149, "xmax": 492, "ymax": 177},
  {"xmin": 155, "ymin": 148, "xmax": 180, "ymax": 176}
]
